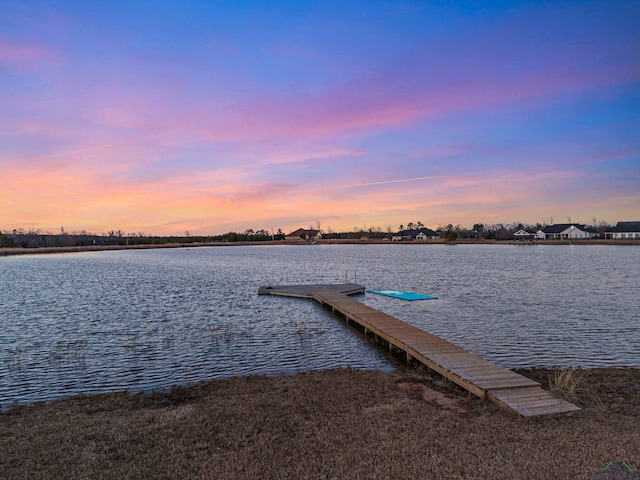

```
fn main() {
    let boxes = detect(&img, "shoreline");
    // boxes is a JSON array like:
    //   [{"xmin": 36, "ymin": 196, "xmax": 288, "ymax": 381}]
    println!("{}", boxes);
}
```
[
  {"xmin": 1, "ymin": 238, "xmax": 638, "ymax": 257},
  {"xmin": 2, "ymin": 364, "xmax": 638, "ymax": 413},
  {"xmin": 1, "ymin": 366, "xmax": 638, "ymax": 478}
]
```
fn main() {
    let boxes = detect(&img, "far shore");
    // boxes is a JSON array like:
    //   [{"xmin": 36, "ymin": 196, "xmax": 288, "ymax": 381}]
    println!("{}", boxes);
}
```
[{"xmin": 1, "ymin": 238, "xmax": 638, "ymax": 257}]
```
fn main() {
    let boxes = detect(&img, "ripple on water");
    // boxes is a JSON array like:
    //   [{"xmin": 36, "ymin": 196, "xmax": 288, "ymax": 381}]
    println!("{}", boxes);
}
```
[{"xmin": 1, "ymin": 244, "xmax": 639, "ymax": 408}]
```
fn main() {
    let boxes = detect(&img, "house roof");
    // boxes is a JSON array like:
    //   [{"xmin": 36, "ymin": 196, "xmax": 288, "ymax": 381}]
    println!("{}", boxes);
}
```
[
  {"xmin": 605, "ymin": 221, "xmax": 640, "ymax": 233},
  {"xmin": 286, "ymin": 228, "xmax": 320, "ymax": 237},
  {"xmin": 397, "ymin": 228, "xmax": 440, "ymax": 237},
  {"xmin": 541, "ymin": 223, "xmax": 586, "ymax": 234}
]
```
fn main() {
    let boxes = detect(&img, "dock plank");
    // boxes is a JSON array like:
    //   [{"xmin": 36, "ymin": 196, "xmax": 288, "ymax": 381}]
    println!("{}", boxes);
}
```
[{"xmin": 259, "ymin": 284, "xmax": 580, "ymax": 417}]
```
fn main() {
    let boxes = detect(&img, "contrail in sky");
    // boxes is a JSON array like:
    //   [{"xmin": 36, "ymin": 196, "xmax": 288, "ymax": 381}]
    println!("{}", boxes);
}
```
[
  {"xmin": 348, "ymin": 175, "xmax": 443, "ymax": 188},
  {"xmin": 46, "ymin": 143, "xmax": 117, "ymax": 158}
]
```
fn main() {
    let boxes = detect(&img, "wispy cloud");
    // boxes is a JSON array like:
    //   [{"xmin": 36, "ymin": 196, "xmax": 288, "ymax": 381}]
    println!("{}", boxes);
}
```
[{"xmin": 0, "ymin": 38, "xmax": 61, "ymax": 70}]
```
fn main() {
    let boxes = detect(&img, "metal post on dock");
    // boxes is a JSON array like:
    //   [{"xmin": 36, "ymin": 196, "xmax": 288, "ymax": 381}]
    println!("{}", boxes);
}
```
[{"xmin": 344, "ymin": 270, "xmax": 358, "ymax": 283}]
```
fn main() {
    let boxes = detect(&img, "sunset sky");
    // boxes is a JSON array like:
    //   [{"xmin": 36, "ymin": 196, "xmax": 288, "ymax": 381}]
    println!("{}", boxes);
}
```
[{"xmin": 1, "ymin": 1, "xmax": 639, "ymax": 235}]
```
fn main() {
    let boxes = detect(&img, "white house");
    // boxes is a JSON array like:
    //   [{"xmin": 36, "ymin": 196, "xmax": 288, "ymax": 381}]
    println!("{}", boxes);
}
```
[
  {"xmin": 513, "ymin": 229, "xmax": 536, "ymax": 241},
  {"xmin": 539, "ymin": 223, "xmax": 598, "ymax": 240},
  {"xmin": 604, "ymin": 221, "xmax": 640, "ymax": 239},
  {"xmin": 415, "ymin": 231, "xmax": 439, "ymax": 240},
  {"xmin": 564, "ymin": 225, "xmax": 597, "ymax": 239}
]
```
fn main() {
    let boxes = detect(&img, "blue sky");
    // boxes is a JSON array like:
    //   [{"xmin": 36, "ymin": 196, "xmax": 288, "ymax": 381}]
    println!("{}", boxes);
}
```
[{"xmin": 1, "ymin": 0, "xmax": 639, "ymax": 234}]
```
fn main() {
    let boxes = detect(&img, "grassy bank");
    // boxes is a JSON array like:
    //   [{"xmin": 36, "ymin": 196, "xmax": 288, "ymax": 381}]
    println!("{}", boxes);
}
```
[{"xmin": 1, "ymin": 367, "xmax": 638, "ymax": 479}]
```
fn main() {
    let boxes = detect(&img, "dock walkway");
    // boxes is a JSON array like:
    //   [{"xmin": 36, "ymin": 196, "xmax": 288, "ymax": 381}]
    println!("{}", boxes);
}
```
[{"xmin": 259, "ymin": 283, "xmax": 580, "ymax": 417}]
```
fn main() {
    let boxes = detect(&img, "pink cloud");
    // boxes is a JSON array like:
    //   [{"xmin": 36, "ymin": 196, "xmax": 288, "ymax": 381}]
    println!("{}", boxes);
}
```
[{"xmin": 0, "ymin": 38, "xmax": 61, "ymax": 70}]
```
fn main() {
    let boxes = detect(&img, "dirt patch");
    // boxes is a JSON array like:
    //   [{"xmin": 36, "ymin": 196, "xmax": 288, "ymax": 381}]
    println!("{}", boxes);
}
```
[{"xmin": 397, "ymin": 381, "xmax": 469, "ymax": 414}]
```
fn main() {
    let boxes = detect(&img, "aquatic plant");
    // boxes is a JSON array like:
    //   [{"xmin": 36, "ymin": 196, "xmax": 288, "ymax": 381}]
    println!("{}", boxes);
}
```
[
  {"xmin": 52, "ymin": 340, "xmax": 87, "ymax": 363},
  {"xmin": 4, "ymin": 348, "xmax": 27, "ymax": 370},
  {"xmin": 293, "ymin": 320, "xmax": 325, "ymax": 339}
]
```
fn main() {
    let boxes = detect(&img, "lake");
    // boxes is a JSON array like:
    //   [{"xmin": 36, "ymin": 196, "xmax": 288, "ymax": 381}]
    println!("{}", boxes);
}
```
[{"xmin": 1, "ymin": 244, "xmax": 638, "ymax": 409}]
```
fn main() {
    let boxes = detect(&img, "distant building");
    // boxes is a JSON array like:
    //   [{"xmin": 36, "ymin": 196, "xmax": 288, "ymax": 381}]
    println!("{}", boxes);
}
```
[
  {"xmin": 285, "ymin": 228, "xmax": 321, "ymax": 241},
  {"xmin": 537, "ymin": 224, "xmax": 598, "ymax": 240},
  {"xmin": 604, "ymin": 221, "xmax": 640, "ymax": 239},
  {"xmin": 392, "ymin": 228, "xmax": 441, "ymax": 241},
  {"xmin": 513, "ymin": 229, "xmax": 536, "ymax": 241}
]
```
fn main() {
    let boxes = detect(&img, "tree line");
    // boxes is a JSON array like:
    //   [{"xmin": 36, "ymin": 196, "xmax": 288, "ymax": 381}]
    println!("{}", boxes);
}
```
[
  {"xmin": 1, "ymin": 219, "xmax": 614, "ymax": 249},
  {"xmin": 318, "ymin": 218, "xmax": 613, "ymax": 241},
  {"xmin": 0, "ymin": 228, "xmax": 286, "ymax": 249}
]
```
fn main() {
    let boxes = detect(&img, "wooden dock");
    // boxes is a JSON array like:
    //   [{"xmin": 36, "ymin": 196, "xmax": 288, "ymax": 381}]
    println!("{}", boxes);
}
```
[{"xmin": 259, "ymin": 283, "xmax": 580, "ymax": 417}]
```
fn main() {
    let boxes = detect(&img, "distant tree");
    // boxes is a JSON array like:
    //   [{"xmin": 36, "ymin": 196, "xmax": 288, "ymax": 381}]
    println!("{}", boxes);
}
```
[
  {"xmin": 399, "ymin": 224, "xmax": 404, "ymax": 231},
  {"xmin": 445, "ymin": 230, "xmax": 457, "ymax": 241},
  {"xmin": 407, "ymin": 222, "xmax": 415, "ymax": 230},
  {"xmin": 473, "ymin": 223, "xmax": 484, "ymax": 240},
  {"xmin": 416, "ymin": 221, "xmax": 424, "ymax": 230},
  {"xmin": 0, "ymin": 233, "xmax": 15, "ymax": 247}
]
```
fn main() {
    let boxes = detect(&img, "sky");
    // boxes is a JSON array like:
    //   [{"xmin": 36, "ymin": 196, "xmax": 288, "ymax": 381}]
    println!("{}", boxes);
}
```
[{"xmin": 1, "ymin": 0, "xmax": 639, "ymax": 235}]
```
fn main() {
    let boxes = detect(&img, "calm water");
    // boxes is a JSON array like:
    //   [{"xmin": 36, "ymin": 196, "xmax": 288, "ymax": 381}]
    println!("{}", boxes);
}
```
[{"xmin": 1, "ymin": 244, "xmax": 639, "ymax": 409}]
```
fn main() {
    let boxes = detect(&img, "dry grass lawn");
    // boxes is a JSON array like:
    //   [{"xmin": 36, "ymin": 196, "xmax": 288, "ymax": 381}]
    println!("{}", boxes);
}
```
[{"xmin": 1, "ymin": 367, "xmax": 639, "ymax": 479}]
